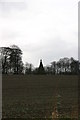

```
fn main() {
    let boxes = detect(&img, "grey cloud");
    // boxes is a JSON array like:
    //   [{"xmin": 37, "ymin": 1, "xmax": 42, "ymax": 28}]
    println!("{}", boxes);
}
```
[
  {"xmin": 0, "ymin": 0, "xmax": 27, "ymax": 12},
  {"xmin": 0, "ymin": 0, "xmax": 78, "ymax": 66},
  {"xmin": 22, "ymin": 36, "xmax": 78, "ymax": 66},
  {"xmin": 1, "ymin": 32, "xmax": 18, "ymax": 40}
]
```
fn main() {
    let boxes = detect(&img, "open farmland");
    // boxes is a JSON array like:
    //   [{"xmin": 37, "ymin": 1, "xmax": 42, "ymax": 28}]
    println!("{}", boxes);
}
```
[{"xmin": 2, "ymin": 75, "xmax": 78, "ymax": 119}]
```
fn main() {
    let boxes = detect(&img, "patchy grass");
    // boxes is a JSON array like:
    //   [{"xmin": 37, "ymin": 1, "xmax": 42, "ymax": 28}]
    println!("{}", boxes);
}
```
[{"xmin": 2, "ymin": 75, "xmax": 78, "ymax": 119}]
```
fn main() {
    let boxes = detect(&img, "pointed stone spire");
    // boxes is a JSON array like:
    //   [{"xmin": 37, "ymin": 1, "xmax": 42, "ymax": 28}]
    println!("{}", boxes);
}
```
[
  {"xmin": 38, "ymin": 59, "xmax": 45, "ymax": 74},
  {"xmin": 39, "ymin": 59, "xmax": 43, "ymax": 68}
]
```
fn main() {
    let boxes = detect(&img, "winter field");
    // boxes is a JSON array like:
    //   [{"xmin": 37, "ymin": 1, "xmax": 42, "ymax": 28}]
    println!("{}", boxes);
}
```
[{"xmin": 2, "ymin": 75, "xmax": 78, "ymax": 119}]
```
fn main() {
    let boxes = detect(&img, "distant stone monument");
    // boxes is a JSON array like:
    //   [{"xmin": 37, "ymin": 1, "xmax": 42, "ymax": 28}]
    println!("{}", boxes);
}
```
[{"xmin": 38, "ymin": 59, "xmax": 45, "ymax": 74}]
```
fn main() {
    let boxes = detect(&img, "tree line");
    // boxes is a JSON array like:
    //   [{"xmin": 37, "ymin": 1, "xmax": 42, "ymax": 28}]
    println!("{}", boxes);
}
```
[{"xmin": 0, "ymin": 45, "xmax": 80, "ymax": 75}]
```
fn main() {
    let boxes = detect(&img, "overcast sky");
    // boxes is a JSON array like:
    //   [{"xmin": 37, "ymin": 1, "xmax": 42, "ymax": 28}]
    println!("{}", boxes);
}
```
[{"xmin": 0, "ymin": 0, "xmax": 78, "ymax": 67}]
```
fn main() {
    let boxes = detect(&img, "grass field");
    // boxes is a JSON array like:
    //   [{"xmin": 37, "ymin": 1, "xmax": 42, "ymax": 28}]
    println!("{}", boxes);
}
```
[{"xmin": 2, "ymin": 75, "xmax": 78, "ymax": 119}]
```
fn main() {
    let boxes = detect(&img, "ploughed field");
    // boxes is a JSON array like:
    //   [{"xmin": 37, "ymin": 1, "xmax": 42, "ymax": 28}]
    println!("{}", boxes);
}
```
[{"xmin": 2, "ymin": 75, "xmax": 78, "ymax": 119}]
